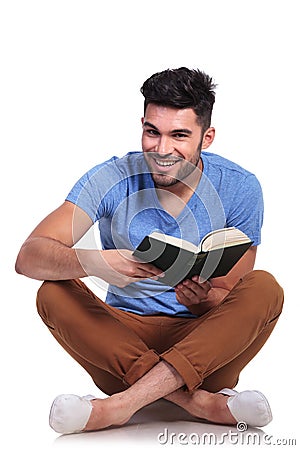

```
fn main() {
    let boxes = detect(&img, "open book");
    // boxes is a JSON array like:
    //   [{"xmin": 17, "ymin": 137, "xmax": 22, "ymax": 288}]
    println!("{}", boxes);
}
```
[{"xmin": 133, "ymin": 227, "xmax": 253, "ymax": 287}]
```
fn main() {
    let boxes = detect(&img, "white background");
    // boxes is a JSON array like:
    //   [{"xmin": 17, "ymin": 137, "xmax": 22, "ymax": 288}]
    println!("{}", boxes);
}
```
[{"xmin": 1, "ymin": 0, "xmax": 299, "ymax": 448}]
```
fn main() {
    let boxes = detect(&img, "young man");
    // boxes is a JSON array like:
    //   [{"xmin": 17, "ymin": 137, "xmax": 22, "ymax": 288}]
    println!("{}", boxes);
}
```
[{"xmin": 16, "ymin": 68, "xmax": 283, "ymax": 434}]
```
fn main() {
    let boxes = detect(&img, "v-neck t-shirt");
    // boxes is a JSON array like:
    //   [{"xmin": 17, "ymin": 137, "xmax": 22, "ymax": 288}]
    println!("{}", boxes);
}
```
[{"xmin": 66, "ymin": 151, "xmax": 263, "ymax": 317}]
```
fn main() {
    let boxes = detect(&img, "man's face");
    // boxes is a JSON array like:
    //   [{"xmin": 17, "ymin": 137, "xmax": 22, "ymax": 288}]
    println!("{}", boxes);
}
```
[{"xmin": 142, "ymin": 104, "xmax": 212, "ymax": 189}]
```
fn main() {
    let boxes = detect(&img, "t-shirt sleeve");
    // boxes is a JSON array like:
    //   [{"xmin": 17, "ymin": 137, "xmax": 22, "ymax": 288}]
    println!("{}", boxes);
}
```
[
  {"xmin": 65, "ymin": 157, "xmax": 121, "ymax": 222},
  {"xmin": 226, "ymin": 174, "xmax": 264, "ymax": 246}
]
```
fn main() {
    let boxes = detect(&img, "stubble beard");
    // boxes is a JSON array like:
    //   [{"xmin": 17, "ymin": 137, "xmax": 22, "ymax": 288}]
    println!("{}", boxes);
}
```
[{"xmin": 149, "ymin": 143, "xmax": 202, "ymax": 188}]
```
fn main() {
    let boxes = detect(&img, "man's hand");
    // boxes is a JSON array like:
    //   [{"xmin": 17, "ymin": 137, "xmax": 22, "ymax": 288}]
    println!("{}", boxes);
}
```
[
  {"xmin": 91, "ymin": 249, "xmax": 165, "ymax": 288},
  {"xmin": 174, "ymin": 247, "xmax": 257, "ymax": 315},
  {"xmin": 175, "ymin": 276, "xmax": 229, "ymax": 315},
  {"xmin": 175, "ymin": 276, "xmax": 212, "ymax": 305}
]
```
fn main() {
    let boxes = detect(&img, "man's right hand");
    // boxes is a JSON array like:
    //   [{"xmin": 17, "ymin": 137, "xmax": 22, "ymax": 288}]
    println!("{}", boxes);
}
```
[{"xmin": 87, "ymin": 249, "xmax": 164, "ymax": 288}]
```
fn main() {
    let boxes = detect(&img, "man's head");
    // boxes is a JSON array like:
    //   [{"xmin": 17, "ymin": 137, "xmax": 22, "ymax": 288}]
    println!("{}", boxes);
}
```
[
  {"xmin": 140, "ymin": 67, "xmax": 216, "ymax": 132},
  {"xmin": 140, "ymin": 68, "xmax": 216, "ymax": 190}
]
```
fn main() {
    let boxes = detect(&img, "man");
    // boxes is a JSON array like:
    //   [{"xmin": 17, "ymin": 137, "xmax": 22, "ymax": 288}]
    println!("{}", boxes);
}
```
[{"xmin": 16, "ymin": 68, "xmax": 283, "ymax": 434}]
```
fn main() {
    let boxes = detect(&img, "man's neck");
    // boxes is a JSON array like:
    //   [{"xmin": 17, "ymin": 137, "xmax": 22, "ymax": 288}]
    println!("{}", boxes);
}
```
[{"xmin": 155, "ymin": 159, "xmax": 203, "ymax": 217}]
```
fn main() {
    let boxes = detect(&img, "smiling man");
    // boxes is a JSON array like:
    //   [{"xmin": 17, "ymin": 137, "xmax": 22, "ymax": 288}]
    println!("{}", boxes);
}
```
[
  {"xmin": 142, "ymin": 105, "xmax": 209, "ymax": 187},
  {"xmin": 16, "ymin": 68, "xmax": 283, "ymax": 434}
]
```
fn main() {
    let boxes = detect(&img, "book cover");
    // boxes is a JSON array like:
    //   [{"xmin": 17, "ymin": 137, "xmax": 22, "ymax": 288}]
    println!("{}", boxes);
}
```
[{"xmin": 133, "ymin": 228, "xmax": 252, "ymax": 286}]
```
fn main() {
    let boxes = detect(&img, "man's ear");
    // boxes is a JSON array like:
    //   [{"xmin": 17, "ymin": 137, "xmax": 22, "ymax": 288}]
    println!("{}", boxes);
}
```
[{"xmin": 201, "ymin": 127, "xmax": 215, "ymax": 150}]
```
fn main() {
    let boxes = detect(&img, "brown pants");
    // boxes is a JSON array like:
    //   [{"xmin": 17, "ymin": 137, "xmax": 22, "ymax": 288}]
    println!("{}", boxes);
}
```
[{"xmin": 36, "ymin": 270, "xmax": 283, "ymax": 395}]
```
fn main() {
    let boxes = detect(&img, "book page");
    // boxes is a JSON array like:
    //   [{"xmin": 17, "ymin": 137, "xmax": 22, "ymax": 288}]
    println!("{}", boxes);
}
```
[
  {"xmin": 149, "ymin": 232, "xmax": 199, "ymax": 253},
  {"xmin": 200, "ymin": 227, "xmax": 251, "ymax": 252}
]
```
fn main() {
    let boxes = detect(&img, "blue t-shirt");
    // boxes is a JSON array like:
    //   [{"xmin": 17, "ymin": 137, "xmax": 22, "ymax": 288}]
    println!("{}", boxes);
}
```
[{"xmin": 66, "ymin": 151, "xmax": 263, "ymax": 317}]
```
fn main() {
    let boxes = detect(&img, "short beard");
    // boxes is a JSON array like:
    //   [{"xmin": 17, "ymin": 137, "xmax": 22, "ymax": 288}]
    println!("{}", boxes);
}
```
[{"xmin": 149, "ymin": 140, "xmax": 202, "ymax": 188}]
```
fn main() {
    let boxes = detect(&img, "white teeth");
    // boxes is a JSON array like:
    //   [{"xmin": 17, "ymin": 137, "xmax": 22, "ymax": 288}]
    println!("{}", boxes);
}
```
[{"xmin": 154, "ymin": 159, "xmax": 177, "ymax": 167}]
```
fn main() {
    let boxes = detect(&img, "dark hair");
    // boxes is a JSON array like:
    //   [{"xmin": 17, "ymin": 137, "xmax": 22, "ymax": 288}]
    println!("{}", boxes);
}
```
[{"xmin": 140, "ymin": 67, "xmax": 217, "ymax": 130}]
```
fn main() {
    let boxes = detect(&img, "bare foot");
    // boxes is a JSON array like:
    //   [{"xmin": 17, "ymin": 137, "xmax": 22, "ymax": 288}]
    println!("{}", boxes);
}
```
[
  {"xmin": 84, "ymin": 360, "xmax": 185, "ymax": 432},
  {"xmin": 83, "ymin": 393, "xmax": 134, "ymax": 432},
  {"xmin": 165, "ymin": 388, "xmax": 236, "ymax": 425}
]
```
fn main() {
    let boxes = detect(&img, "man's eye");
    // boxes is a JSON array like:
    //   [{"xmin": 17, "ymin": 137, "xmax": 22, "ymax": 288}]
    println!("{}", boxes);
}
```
[
  {"xmin": 146, "ymin": 129, "xmax": 159, "ymax": 136},
  {"xmin": 173, "ymin": 133, "xmax": 187, "ymax": 139}
]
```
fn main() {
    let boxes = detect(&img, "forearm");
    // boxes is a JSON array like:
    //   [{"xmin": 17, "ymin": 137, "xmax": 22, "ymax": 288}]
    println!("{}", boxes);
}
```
[{"xmin": 15, "ymin": 236, "xmax": 92, "ymax": 281}]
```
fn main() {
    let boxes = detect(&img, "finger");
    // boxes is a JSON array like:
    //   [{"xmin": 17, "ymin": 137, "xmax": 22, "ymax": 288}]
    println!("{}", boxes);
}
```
[
  {"xmin": 175, "ymin": 289, "xmax": 191, "ymax": 306},
  {"xmin": 193, "ymin": 275, "xmax": 211, "ymax": 285},
  {"xmin": 175, "ymin": 285, "xmax": 198, "ymax": 305},
  {"xmin": 182, "ymin": 279, "xmax": 210, "ymax": 296},
  {"xmin": 191, "ymin": 275, "xmax": 200, "ymax": 282},
  {"xmin": 176, "ymin": 289, "xmax": 199, "ymax": 306},
  {"xmin": 132, "ymin": 265, "xmax": 165, "ymax": 280},
  {"xmin": 181, "ymin": 279, "xmax": 202, "ymax": 295},
  {"xmin": 198, "ymin": 275, "xmax": 207, "ymax": 283},
  {"xmin": 132, "ymin": 256, "xmax": 165, "ymax": 277},
  {"xmin": 139, "ymin": 264, "xmax": 165, "ymax": 278},
  {"xmin": 122, "ymin": 251, "xmax": 163, "ymax": 274},
  {"xmin": 191, "ymin": 277, "xmax": 212, "ymax": 292}
]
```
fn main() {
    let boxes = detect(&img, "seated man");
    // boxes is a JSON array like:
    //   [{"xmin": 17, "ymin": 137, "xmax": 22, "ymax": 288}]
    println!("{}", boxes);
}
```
[{"xmin": 15, "ymin": 67, "xmax": 284, "ymax": 434}]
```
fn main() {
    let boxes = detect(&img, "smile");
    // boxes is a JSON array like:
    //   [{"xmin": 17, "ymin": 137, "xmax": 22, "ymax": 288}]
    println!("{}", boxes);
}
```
[{"xmin": 153, "ymin": 158, "xmax": 179, "ymax": 167}]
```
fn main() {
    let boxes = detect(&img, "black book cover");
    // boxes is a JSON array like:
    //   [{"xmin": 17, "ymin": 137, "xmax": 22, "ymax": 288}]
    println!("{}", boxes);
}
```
[{"xmin": 133, "ymin": 236, "xmax": 252, "ymax": 286}]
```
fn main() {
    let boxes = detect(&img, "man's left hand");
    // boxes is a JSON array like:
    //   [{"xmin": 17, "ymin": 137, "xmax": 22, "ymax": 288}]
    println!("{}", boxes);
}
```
[
  {"xmin": 175, "ymin": 276, "xmax": 211, "ymax": 305},
  {"xmin": 175, "ymin": 276, "xmax": 228, "ymax": 315}
]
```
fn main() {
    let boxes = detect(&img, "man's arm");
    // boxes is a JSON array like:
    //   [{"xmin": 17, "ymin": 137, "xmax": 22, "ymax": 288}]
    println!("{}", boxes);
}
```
[
  {"xmin": 175, "ymin": 246, "xmax": 257, "ymax": 315},
  {"xmin": 15, "ymin": 201, "xmax": 95, "ymax": 280},
  {"xmin": 15, "ymin": 200, "xmax": 164, "ymax": 285}
]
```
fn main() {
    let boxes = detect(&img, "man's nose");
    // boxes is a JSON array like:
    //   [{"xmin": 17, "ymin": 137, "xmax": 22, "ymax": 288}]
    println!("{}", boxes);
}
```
[{"xmin": 156, "ymin": 136, "xmax": 172, "ymax": 155}]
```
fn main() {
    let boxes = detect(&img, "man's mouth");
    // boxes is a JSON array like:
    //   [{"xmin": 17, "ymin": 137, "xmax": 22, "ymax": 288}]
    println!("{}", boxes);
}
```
[{"xmin": 153, "ymin": 157, "xmax": 180, "ymax": 167}]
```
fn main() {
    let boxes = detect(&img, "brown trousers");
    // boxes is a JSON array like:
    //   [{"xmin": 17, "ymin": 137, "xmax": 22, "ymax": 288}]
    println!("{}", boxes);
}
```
[{"xmin": 36, "ymin": 270, "xmax": 283, "ymax": 395}]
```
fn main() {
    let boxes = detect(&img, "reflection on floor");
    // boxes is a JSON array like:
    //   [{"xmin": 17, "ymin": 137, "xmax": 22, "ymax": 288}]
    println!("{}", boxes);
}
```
[{"xmin": 54, "ymin": 398, "xmax": 266, "ymax": 448}]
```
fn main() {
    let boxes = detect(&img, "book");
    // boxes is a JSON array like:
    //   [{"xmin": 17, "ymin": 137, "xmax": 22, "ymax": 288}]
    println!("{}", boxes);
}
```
[{"xmin": 133, "ymin": 227, "xmax": 253, "ymax": 287}]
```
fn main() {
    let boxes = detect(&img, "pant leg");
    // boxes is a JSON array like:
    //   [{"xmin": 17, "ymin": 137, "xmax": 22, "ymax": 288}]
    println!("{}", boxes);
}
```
[
  {"xmin": 36, "ymin": 279, "xmax": 160, "ymax": 391},
  {"xmin": 46, "ymin": 328, "xmax": 127, "ymax": 395},
  {"xmin": 37, "ymin": 271, "xmax": 284, "ymax": 395},
  {"xmin": 200, "ymin": 314, "xmax": 280, "ymax": 392},
  {"xmin": 160, "ymin": 270, "xmax": 284, "ymax": 392}
]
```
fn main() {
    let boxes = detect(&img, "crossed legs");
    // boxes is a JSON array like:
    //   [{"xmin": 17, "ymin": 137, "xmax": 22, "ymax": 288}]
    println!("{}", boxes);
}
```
[
  {"xmin": 84, "ymin": 361, "xmax": 235, "ymax": 431},
  {"xmin": 37, "ymin": 271, "xmax": 283, "ymax": 432}
]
